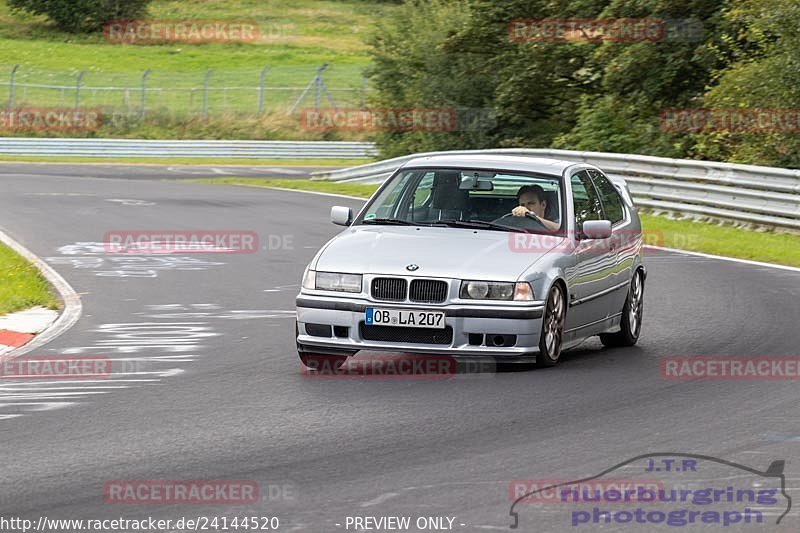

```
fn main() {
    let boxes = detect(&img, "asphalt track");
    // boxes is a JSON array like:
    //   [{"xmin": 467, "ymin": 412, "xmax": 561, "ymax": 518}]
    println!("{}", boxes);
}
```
[
  {"xmin": 0, "ymin": 162, "xmax": 323, "ymax": 180},
  {"xmin": 1, "ymin": 165, "xmax": 799, "ymax": 532}
]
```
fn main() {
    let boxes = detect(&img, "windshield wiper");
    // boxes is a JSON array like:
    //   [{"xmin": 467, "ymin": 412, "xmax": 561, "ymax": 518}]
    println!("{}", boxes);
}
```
[
  {"xmin": 362, "ymin": 218, "xmax": 423, "ymax": 226},
  {"xmin": 431, "ymin": 219, "xmax": 521, "ymax": 232}
]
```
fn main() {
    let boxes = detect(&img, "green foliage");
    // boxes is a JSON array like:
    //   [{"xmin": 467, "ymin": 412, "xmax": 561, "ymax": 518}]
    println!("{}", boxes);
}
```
[
  {"xmin": 8, "ymin": 0, "xmax": 151, "ymax": 32},
  {"xmin": 366, "ymin": 0, "xmax": 494, "ymax": 158},
  {"xmin": 367, "ymin": 0, "xmax": 800, "ymax": 168},
  {"xmin": 693, "ymin": 0, "xmax": 800, "ymax": 167}
]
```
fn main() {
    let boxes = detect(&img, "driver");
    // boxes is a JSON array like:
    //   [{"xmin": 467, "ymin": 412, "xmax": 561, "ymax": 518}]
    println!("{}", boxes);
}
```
[{"xmin": 512, "ymin": 185, "xmax": 560, "ymax": 231}]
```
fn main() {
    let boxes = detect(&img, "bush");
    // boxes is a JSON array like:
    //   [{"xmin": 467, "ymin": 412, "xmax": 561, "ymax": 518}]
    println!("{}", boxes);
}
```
[{"xmin": 8, "ymin": 0, "xmax": 151, "ymax": 33}]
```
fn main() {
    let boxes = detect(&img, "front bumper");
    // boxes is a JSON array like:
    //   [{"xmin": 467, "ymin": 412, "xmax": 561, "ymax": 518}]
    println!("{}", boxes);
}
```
[{"xmin": 296, "ymin": 294, "xmax": 545, "ymax": 358}]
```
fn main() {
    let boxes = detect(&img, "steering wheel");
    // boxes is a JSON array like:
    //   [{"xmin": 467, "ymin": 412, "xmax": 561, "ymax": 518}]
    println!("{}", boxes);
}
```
[{"xmin": 493, "ymin": 212, "xmax": 546, "ymax": 229}]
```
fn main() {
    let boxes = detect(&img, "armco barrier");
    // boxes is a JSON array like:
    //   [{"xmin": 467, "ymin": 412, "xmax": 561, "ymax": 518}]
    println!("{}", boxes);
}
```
[{"xmin": 0, "ymin": 138, "xmax": 378, "ymax": 159}]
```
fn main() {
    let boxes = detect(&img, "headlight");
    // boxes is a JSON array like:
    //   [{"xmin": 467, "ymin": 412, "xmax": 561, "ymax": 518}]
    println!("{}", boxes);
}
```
[
  {"xmin": 314, "ymin": 271, "xmax": 362, "ymax": 293},
  {"xmin": 460, "ymin": 281, "xmax": 533, "ymax": 301}
]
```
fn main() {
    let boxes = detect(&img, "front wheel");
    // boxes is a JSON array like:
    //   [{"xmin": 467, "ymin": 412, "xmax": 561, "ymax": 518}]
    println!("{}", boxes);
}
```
[
  {"xmin": 536, "ymin": 284, "xmax": 566, "ymax": 367},
  {"xmin": 600, "ymin": 269, "xmax": 644, "ymax": 347}
]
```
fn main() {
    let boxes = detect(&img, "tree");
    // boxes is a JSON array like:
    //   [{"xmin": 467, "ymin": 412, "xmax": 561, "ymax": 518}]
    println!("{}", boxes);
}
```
[
  {"xmin": 9, "ymin": 0, "xmax": 151, "ymax": 33},
  {"xmin": 692, "ymin": 0, "xmax": 800, "ymax": 167},
  {"xmin": 366, "ymin": 0, "xmax": 498, "ymax": 157},
  {"xmin": 553, "ymin": 0, "xmax": 727, "ymax": 157}
]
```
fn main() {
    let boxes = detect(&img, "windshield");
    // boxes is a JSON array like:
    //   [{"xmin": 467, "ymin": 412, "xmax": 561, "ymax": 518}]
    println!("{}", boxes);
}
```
[{"xmin": 357, "ymin": 167, "xmax": 564, "ymax": 234}]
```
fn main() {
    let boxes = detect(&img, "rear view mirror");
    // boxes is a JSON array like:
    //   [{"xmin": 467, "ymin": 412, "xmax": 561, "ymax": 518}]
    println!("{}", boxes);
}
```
[
  {"xmin": 581, "ymin": 220, "xmax": 612, "ymax": 239},
  {"xmin": 330, "ymin": 206, "xmax": 352, "ymax": 226},
  {"xmin": 459, "ymin": 172, "xmax": 494, "ymax": 191}
]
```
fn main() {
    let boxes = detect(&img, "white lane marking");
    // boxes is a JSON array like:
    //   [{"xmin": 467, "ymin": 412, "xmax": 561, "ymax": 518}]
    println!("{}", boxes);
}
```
[
  {"xmin": 0, "ymin": 385, "xmax": 130, "ymax": 391},
  {"xmin": 48, "ymin": 254, "xmax": 226, "ymax": 278},
  {"xmin": 0, "ymin": 391, "xmax": 108, "ymax": 399},
  {"xmin": 22, "ymin": 193, "xmax": 97, "ymax": 197},
  {"xmin": 644, "ymin": 245, "xmax": 800, "ymax": 274},
  {"xmin": 0, "ymin": 402, "xmax": 74, "ymax": 411},
  {"xmin": 136, "ymin": 305, "xmax": 294, "ymax": 320},
  {"xmin": 107, "ymin": 198, "xmax": 156, "ymax": 206},
  {"xmin": 0, "ymin": 319, "xmax": 213, "ymax": 421},
  {"xmin": 140, "ymin": 310, "xmax": 294, "ymax": 319},
  {"xmin": 61, "ymin": 322, "xmax": 218, "ymax": 354},
  {"xmin": 1, "ymin": 379, "xmax": 157, "ymax": 385},
  {"xmin": 263, "ymin": 284, "xmax": 300, "ymax": 293},
  {"xmin": 70, "ymin": 369, "xmax": 185, "ymax": 378},
  {"xmin": 360, "ymin": 492, "xmax": 401, "ymax": 507}
]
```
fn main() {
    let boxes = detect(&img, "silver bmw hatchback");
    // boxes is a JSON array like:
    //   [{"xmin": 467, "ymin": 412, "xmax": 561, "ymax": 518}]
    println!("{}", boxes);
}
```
[{"xmin": 295, "ymin": 154, "xmax": 646, "ymax": 368}]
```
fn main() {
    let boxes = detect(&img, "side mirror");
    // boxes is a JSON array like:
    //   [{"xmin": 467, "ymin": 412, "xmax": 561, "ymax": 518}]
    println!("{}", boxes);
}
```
[
  {"xmin": 581, "ymin": 220, "xmax": 612, "ymax": 240},
  {"xmin": 330, "ymin": 206, "xmax": 352, "ymax": 226}
]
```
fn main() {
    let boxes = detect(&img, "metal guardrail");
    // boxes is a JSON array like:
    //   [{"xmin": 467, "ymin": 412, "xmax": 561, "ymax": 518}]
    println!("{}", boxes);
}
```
[
  {"xmin": 312, "ymin": 148, "xmax": 800, "ymax": 230},
  {"xmin": 0, "ymin": 138, "xmax": 378, "ymax": 159}
]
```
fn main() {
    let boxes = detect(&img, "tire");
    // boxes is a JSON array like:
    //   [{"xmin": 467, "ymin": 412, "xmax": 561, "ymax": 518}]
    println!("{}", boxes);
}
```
[
  {"xmin": 536, "ymin": 283, "xmax": 566, "ymax": 368},
  {"xmin": 600, "ymin": 269, "xmax": 644, "ymax": 348}
]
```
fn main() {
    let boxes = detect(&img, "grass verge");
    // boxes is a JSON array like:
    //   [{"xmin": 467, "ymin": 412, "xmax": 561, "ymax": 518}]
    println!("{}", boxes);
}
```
[
  {"xmin": 0, "ymin": 1, "xmax": 392, "ymax": 70},
  {"xmin": 640, "ymin": 214, "xmax": 800, "ymax": 267},
  {"xmin": 196, "ymin": 178, "xmax": 800, "ymax": 267},
  {"xmin": 0, "ymin": 0, "xmax": 396, "ymax": 139},
  {"xmin": 0, "ymin": 242, "xmax": 59, "ymax": 315}
]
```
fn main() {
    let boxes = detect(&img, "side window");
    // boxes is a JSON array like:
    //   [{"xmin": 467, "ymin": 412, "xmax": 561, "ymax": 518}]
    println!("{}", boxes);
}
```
[
  {"xmin": 412, "ymin": 172, "xmax": 435, "ymax": 208},
  {"xmin": 589, "ymin": 170, "xmax": 624, "ymax": 224},
  {"xmin": 570, "ymin": 171, "xmax": 604, "ymax": 227},
  {"xmin": 366, "ymin": 171, "xmax": 414, "ymax": 220}
]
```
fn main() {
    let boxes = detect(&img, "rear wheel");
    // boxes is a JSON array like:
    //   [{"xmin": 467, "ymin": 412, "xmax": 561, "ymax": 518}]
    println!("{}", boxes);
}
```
[
  {"xmin": 536, "ymin": 284, "xmax": 566, "ymax": 367},
  {"xmin": 600, "ymin": 269, "xmax": 644, "ymax": 347}
]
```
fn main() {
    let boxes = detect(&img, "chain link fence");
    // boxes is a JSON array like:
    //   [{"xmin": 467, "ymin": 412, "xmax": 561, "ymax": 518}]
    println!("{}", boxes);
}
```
[{"xmin": 0, "ymin": 63, "xmax": 370, "ymax": 118}]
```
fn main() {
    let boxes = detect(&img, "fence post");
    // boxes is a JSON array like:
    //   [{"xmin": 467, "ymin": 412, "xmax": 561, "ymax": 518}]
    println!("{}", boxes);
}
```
[
  {"xmin": 258, "ymin": 65, "xmax": 270, "ymax": 114},
  {"xmin": 140, "ymin": 69, "xmax": 151, "ymax": 120},
  {"xmin": 289, "ymin": 63, "xmax": 330, "ymax": 115},
  {"xmin": 75, "ymin": 70, "xmax": 86, "ymax": 109},
  {"xmin": 314, "ymin": 68, "xmax": 322, "ymax": 112},
  {"xmin": 7, "ymin": 64, "xmax": 19, "ymax": 110},
  {"xmin": 202, "ymin": 69, "xmax": 212, "ymax": 119}
]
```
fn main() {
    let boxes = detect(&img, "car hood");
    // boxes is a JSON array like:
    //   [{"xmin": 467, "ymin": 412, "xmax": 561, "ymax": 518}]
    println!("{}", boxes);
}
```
[{"xmin": 314, "ymin": 226, "xmax": 564, "ymax": 280}]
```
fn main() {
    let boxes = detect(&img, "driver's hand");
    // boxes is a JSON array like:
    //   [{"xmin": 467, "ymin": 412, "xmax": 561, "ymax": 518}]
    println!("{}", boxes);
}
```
[{"xmin": 512, "ymin": 206, "xmax": 531, "ymax": 218}]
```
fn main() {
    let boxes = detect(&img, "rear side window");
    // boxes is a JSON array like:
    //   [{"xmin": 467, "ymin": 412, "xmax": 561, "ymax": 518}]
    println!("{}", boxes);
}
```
[
  {"xmin": 571, "ymin": 171, "xmax": 604, "ymax": 227},
  {"xmin": 589, "ymin": 170, "xmax": 625, "ymax": 224}
]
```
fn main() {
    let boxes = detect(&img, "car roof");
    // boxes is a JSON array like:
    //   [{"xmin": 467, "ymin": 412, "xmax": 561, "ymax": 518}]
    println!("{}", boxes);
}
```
[{"xmin": 400, "ymin": 153, "xmax": 579, "ymax": 175}]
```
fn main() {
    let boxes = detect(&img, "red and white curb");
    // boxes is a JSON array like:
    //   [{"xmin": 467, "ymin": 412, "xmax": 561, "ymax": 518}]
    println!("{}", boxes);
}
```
[
  {"xmin": 0, "ymin": 228, "xmax": 82, "ymax": 359},
  {"xmin": 0, "ymin": 306, "xmax": 60, "ymax": 356}
]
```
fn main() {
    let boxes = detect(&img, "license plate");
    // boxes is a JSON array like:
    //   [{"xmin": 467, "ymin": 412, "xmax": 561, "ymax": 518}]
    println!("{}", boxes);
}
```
[{"xmin": 365, "ymin": 308, "xmax": 445, "ymax": 329}]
